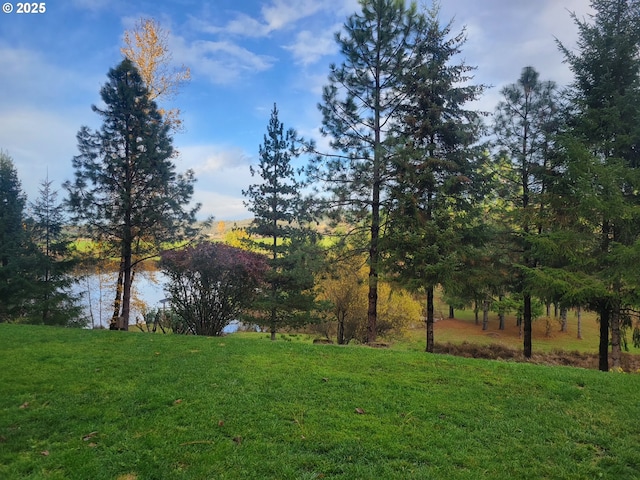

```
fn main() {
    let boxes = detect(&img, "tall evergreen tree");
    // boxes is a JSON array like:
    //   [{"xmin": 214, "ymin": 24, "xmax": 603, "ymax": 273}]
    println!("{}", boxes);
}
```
[
  {"xmin": 557, "ymin": 0, "xmax": 640, "ymax": 370},
  {"xmin": 27, "ymin": 177, "xmax": 83, "ymax": 326},
  {"xmin": 65, "ymin": 59, "xmax": 199, "ymax": 330},
  {"xmin": 242, "ymin": 104, "xmax": 320, "ymax": 340},
  {"xmin": 382, "ymin": 7, "xmax": 486, "ymax": 352},
  {"xmin": 0, "ymin": 151, "xmax": 30, "ymax": 321},
  {"xmin": 492, "ymin": 66, "xmax": 562, "ymax": 358},
  {"xmin": 313, "ymin": 0, "xmax": 428, "ymax": 343}
]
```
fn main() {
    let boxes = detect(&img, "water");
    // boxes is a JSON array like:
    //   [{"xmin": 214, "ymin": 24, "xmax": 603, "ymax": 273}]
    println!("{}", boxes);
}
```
[
  {"xmin": 76, "ymin": 271, "xmax": 239, "ymax": 333},
  {"xmin": 76, "ymin": 271, "xmax": 167, "ymax": 329}
]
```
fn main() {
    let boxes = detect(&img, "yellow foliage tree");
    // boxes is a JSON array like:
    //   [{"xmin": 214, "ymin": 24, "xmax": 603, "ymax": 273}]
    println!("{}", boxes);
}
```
[
  {"xmin": 121, "ymin": 18, "xmax": 191, "ymax": 131},
  {"xmin": 216, "ymin": 221, "xmax": 226, "ymax": 237},
  {"xmin": 224, "ymin": 228, "xmax": 250, "ymax": 248},
  {"xmin": 317, "ymin": 255, "xmax": 421, "ymax": 344}
]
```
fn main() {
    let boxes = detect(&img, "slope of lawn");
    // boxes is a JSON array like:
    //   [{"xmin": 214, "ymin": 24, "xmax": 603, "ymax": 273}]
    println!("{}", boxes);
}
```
[{"xmin": 1, "ymin": 324, "xmax": 639, "ymax": 480}]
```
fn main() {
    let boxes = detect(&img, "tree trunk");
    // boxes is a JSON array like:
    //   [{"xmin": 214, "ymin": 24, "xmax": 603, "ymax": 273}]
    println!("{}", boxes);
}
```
[
  {"xmin": 448, "ymin": 305, "xmax": 454, "ymax": 319},
  {"xmin": 337, "ymin": 312, "xmax": 345, "ymax": 345},
  {"xmin": 366, "ymin": 46, "xmax": 383, "ymax": 346},
  {"xmin": 425, "ymin": 286, "xmax": 434, "ymax": 353},
  {"xmin": 599, "ymin": 307, "xmax": 609, "ymax": 371},
  {"xmin": 270, "ymin": 306, "xmax": 277, "ymax": 341},
  {"xmin": 482, "ymin": 298, "xmax": 489, "ymax": 331},
  {"xmin": 366, "ymin": 158, "xmax": 380, "ymax": 344},
  {"xmin": 523, "ymin": 293, "xmax": 532, "ymax": 358},
  {"xmin": 577, "ymin": 306, "xmax": 582, "ymax": 340},
  {"xmin": 498, "ymin": 294, "xmax": 505, "ymax": 330},
  {"xmin": 112, "ymin": 260, "xmax": 124, "ymax": 326},
  {"xmin": 121, "ymin": 250, "xmax": 132, "ymax": 331},
  {"xmin": 560, "ymin": 307, "xmax": 568, "ymax": 332},
  {"xmin": 474, "ymin": 300, "xmax": 479, "ymax": 325},
  {"xmin": 610, "ymin": 308, "xmax": 621, "ymax": 369}
]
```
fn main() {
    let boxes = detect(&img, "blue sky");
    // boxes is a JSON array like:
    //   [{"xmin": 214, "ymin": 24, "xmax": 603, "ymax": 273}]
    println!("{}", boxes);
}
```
[{"xmin": 0, "ymin": 0, "xmax": 592, "ymax": 220}]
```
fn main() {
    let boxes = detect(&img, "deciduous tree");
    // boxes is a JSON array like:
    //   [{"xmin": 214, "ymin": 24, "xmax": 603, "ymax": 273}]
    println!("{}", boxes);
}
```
[
  {"xmin": 160, "ymin": 242, "xmax": 267, "ymax": 336},
  {"xmin": 121, "ymin": 17, "xmax": 191, "ymax": 131}
]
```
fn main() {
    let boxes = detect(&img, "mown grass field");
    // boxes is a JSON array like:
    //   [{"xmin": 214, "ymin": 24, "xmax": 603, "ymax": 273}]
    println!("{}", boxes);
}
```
[{"xmin": 1, "ymin": 324, "xmax": 639, "ymax": 480}]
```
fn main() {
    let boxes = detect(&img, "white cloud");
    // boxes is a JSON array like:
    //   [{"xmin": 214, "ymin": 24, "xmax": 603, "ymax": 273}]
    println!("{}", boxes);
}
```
[
  {"xmin": 191, "ymin": 13, "xmax": 272, "ymax": 38},
  {"xmin": 0, "ymin": 108, "xmax": 83, "ymax": 202},
  {"xmin": 179, "ymin": 144, "xmax": 252, "ymax": 174},
  {"xmin": 177, "ymin": 144, "xmax": 256, "ymax": 220},
  {"xmin": 170, "ymin": 37, "xmax": 276, "ymax": 85},
  {"xmin": 192, "ymin": 190, "xmax": 250, "ymax": 220},
  {"xmin": 261, "ymin": 0, "xmax": 325, "ymax": 31},
  {"xmin": 193, "ymin": 0, "xmax": 355, "ymax": 39},
  {"xmin": 0, "ymin": 45, "xmax": 100, "ymax": 108},
  {"xmin": 284, "ymin": 27, "xmax": 338, "ymax": 66}
]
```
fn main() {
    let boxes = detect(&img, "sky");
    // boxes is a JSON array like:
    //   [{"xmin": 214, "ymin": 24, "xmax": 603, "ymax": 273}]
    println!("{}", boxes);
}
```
[{"xmin": 0, "ymin": 0, "xmax": 594, "ymax": 220}]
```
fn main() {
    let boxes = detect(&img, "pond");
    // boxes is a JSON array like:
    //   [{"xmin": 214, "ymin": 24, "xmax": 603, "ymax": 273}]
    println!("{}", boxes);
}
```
[
  {"xmin": 76, "ymin": 271, "xmax": 241, "ymax": 333},
  {"xmin": 76, "ymin": 271, "xmax": 167, "ymax": 329}
]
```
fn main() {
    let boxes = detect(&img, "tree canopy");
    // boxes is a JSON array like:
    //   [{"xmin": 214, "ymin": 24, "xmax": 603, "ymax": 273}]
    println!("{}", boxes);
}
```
[{"xmin": 65, "ymin": 59, "xmax": 199, "ymax": 329}]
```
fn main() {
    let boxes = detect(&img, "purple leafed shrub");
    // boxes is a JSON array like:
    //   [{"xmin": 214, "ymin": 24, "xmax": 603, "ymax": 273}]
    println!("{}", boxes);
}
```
[{"xmin": 160, "ymin": 243, "xmax": 268, "ymax": 336}]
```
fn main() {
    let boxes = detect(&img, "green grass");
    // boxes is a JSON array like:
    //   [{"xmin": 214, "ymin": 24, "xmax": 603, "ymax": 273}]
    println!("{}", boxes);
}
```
[{"xmin": 1, "ymin": 325, "xmax": 640, "ymax": 479}]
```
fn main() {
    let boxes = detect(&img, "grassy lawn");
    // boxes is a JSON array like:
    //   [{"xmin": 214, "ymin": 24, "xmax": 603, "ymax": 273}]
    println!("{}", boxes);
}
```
[{"xmin": 1, "ymin": 324, "xmax": 639, "ymax": 479}]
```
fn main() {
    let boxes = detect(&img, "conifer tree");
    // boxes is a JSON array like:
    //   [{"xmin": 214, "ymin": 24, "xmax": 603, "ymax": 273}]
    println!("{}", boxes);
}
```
[
  {"xmin": 492, "ymin": 66, "xmax": 562, "ymax": 358},
  {"xmin": 242, "ymin": 104, "xmax": 320, "ymax": 340},
  {"xmin": 557, "ymin": 0, "xmax": 640, "ymax": 370},
  {"xmin": 27, "ymin": 177, "xmax": 83, "ymax": 326},
  {"xmin": 313, "ymin": 0, "xmax": 428, "ymax": 343},
  {"xmin": 65, "ymin": 59, "xmax": 198, "ymax": 330},
  {"xmin": 382, "ymin": 7, "xmax": 486, "ymax": 352},
  {"xmin": 0, "ymin": 152, "xmax": 31, "ymax": 321}
]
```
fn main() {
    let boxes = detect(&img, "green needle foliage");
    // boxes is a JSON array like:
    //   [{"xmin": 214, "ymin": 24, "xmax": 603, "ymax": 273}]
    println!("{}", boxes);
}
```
[
  {"xmin": 314, "ymin": 0, "xmax": 429, "ymax": 344},
  {"xmin": 0, "ymin": 152, "xmax": 31, "ymax": 321},
  {"xmin": 555, "ymin": 0, "xmax": 640, "ymax": 370},
  {"xmin": 65, "ymin": 59, "xmax": 199, "ymax": 330},
  {"xmin": 25, "ymin": 177, "xmax": 83, "ymax": 326},
  {"xmin": 382, "ymin": 5, "xmax": 486, "ymax": 352},
  {"xmin": 242, "ymin": 104, "xmax": 322, "ymax": 340},
  {"xmin": 492, "ymin": 66, "xmax": 563, "ymax": 358}
]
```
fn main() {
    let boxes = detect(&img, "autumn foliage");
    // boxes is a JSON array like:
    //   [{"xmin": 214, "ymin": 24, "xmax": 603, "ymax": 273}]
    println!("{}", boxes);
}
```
[{"xmin": 160, "ymin": 242, "xmax": 267, "ymax": 336}]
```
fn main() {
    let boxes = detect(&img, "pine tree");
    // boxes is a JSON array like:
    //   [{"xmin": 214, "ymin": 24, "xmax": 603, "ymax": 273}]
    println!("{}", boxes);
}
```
[
  {"xmin": 65, "ymin": 59, "xmax": 198, "ymax": 330},
  {"xmin": 557, "ymin": 0, "xmax": 640, "ymax": 370},
  {"xmin": 0, "ymin": 151, "xmax": 30, "ymax": 321},
  {"xmin": 492, "ymin": 66, "xmax": 562, "ymax": 358},
  {"xmin": 313, "ymin": 0, "xmax": 428, "ymax": 343},
  {"xmin": 242, "ymin": 104, "xmax": 320, "ymax": 340},
  {"xmin": 382, "ymin": 6, "xmax": 486, "ymax": 352}
]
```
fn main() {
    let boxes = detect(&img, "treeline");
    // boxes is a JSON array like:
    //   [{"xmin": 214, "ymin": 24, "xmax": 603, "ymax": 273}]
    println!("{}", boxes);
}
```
[{"xmin": 1, "ymin": 1, "xmax": 639, "ymax": 373}]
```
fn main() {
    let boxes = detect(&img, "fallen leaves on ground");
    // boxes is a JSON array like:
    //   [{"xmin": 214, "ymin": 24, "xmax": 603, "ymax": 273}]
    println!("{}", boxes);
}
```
[{"xmin": 82, "ymin": 431, "xmax": 98, "ymax": 441}]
